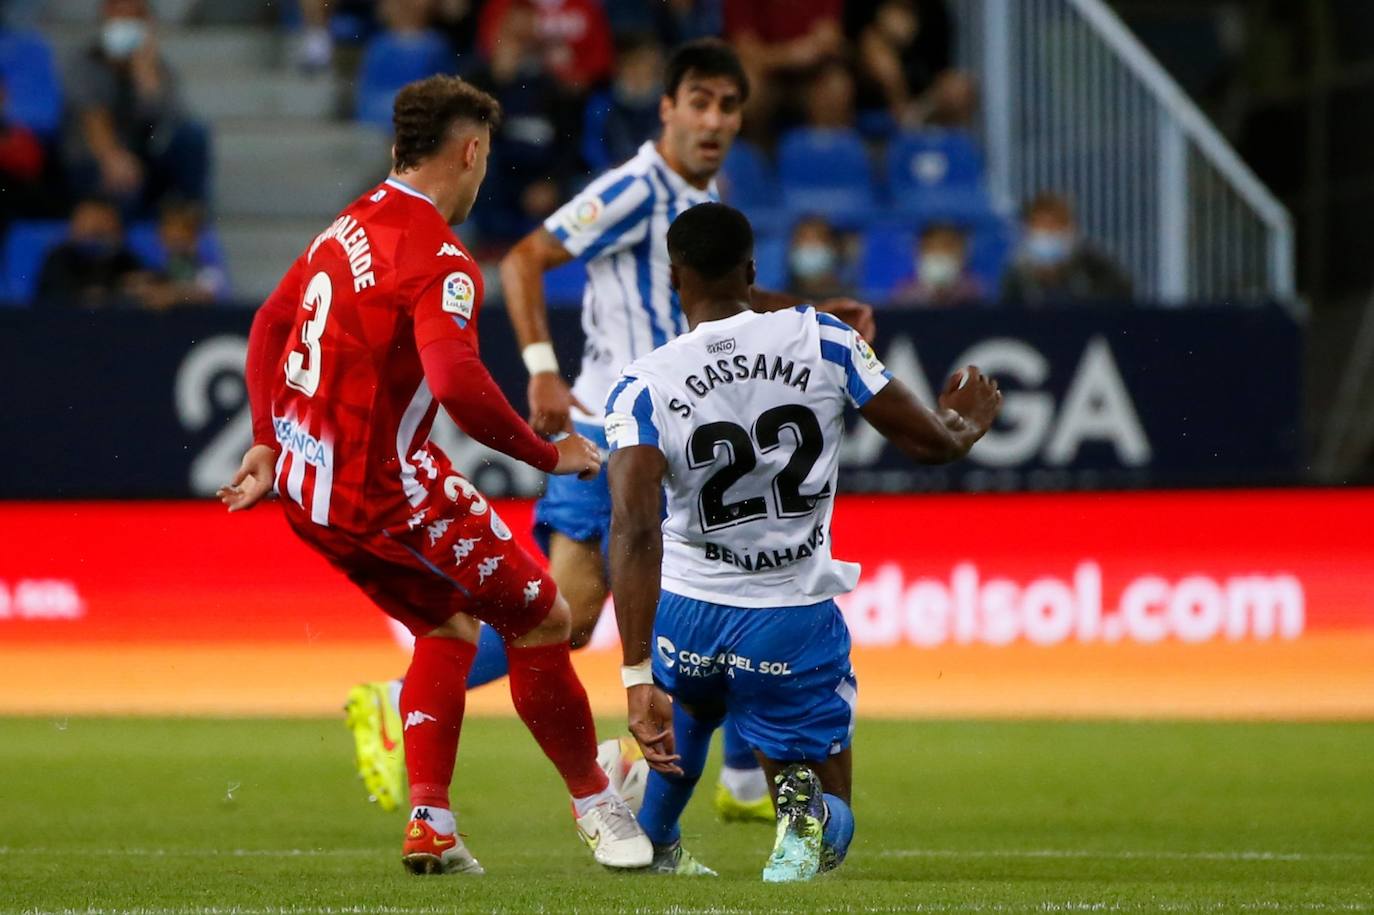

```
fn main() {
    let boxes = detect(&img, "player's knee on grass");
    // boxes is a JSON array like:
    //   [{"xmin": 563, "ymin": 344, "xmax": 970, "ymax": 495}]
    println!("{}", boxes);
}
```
[{"xmin": 509, "ymin": 592, "xmax": 572, "ymax": 647}]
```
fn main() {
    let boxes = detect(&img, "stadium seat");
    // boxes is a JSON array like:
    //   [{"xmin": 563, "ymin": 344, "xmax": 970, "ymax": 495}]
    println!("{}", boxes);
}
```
[
  {"xmin": 355, "ymin": 31, "xmax": 452, "ymax": 127},
  {"xmin": 542, "ymin": 258, "xmax": 586, "ymax": 307},
  {"xmin": 777, "ymin": 128, "xmax": 875, "ymax": 217},
  {"xmin": 2, "ymin": 220, "xmax": 67, "ymax": 305},
  {"xmin": 886, "ymin": 130, "xmax": 996, "ymax": 224},
  {"xmin": 0, "ymin": 29, "xmax": 63, "ymax": 136},
  {"xmin": 718, "ymin": 140, "xmax": 785, "ymax": 234},
  {"xmin": 752, "ymin": 233, "xmax": 787, "ymax": 292}
]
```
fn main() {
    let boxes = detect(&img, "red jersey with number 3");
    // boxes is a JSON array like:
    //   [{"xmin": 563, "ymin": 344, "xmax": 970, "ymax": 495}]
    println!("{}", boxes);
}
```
[{"xmin": 260, "ymin": 178, "xmax": 482, "ymax": 535}]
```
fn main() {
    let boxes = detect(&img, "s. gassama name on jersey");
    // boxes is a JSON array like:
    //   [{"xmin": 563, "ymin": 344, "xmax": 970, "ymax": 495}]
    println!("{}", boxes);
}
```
[
  {"xmin": 703, "ymin": 522, "xmax": 826, "ymax": 572},
  {"xmin": 675, "ymin": 352, "xmax": 813, "ymax": 417}
]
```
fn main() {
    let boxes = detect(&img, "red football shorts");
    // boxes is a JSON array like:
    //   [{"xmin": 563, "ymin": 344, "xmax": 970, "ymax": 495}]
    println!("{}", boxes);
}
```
[{"xmin": 285, "ymin": 477, "xmax": 556, "ymax": 640}]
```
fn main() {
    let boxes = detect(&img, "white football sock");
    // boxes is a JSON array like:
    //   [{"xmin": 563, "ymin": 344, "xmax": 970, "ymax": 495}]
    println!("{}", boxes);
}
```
[
  {"xmin": 410, "ymin": 805, "xmax": 455, "ymax": 835},
  {"xmin": 719, "ymin": 764, "xmax": 769, "ymax": 803},
  {"xmin": 571, "ymin": 784, "xmax": 618, "ymax": 818}
]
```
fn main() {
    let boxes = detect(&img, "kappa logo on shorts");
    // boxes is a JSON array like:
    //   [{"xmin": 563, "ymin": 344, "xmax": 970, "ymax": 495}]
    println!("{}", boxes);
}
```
[
  {"xmin": 406, "ymin": 510, "xmax": 427, "ymax": 531},
  {"xmin": 425, "ymin": 518, "xmax": 451, "ymax": 547},
  {"xmin": 523, "ymin": 579, "xmax": 541, "ymax": 606},
  {"xmin": 453, "ymin": 537, "xmax": 479, "ymax": 564},
  {"xmin": 404, "ymin": 711, "xmax": 437, "ymax": 730},
  {"xmin": 476, "ymin": 555, "xmax": 503, "ymax": 585}
]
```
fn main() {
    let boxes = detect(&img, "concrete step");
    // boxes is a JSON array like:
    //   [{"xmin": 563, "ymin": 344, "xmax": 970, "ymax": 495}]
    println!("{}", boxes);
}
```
[
  {"xmin": 43, "ymin": 26, "xmax": 280, "ymax": 74},
  {"xmin": 215, "ymin": 122, "xmax": 390, "ymax": 219},
  {"xmin": 182, "ymin": 73, "xmax": 338, "ymax": 121},
  {"xmin": 218, "ymin": 218, "xmax": 327, "ymax": 303}
]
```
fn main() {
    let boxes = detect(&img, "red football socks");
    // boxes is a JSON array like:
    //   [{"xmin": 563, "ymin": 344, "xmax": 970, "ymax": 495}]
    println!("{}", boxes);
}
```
[
  {"xmin": 400, "ymin": 635, "xmax": 477, "ymax": 809},
  {"xmin": 506, "ymin": 641, "xmax": 609, "ymax": 799}
]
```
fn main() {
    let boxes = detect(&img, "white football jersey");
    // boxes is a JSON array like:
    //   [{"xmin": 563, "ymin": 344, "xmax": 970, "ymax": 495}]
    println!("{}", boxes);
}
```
[
  {"xmin": 605, "ymin": 306, "xmax": 893, "ymax": 608},
  {"xmin": 544, "ymin": 142, "xmax": 717, "ymax": 423}
]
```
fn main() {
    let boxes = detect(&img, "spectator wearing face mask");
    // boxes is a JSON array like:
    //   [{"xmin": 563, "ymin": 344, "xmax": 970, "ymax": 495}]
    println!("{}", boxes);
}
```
[
  {"xmin": 892, "ymin": 223, "xmax": 982, "ymax": 307},
  {"xmin": 581, "ymin": 34, "xmax": 665, "ymax": 172},
  {"xmin": 1001, "ymin": 193, "xmax": 1132, "ymax": 306},
  {"xmin": 62, "ymin": 0, "xmax": 211, "ymax": 215},
  {"xmin": 35, "ymin": 197, "xmax": 151, "ymax": 308},
  {"xmin": 139, "ymin": 201, "xmax": 228, "ymax": 309},
  {"xmin": 787, "ymin": 215, "xmax": 853, "ymax": 300}
]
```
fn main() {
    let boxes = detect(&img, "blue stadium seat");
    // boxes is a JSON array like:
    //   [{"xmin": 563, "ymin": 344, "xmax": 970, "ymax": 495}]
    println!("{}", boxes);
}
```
[
  {"xmin": 719, "ymin": 140, "xmax": 785, "ymax": 234},
  {"xmin": 777, "ymin": 128, "xmax": 875, "ymax": 216},
  {"xmin": 2, "ymin": 220, "xmax": 66, "ymax": 305},
  {"xmin": 355, "ymin": 31, "xmax": 452, "ymax": 127},
  {"xmin": 0, "ymin": 29, "xmax": 63, "ymax": 136},
  {"xmin": 543, "ymin": 258, "xmax": 586, "ymax": 307},
  {"xmin": 753, "ymin": 233, "xmax": 787, "ymax": 292},
  {"xmin": 886, "ymin": 130, "xmax": 996, "ymax": 224}
]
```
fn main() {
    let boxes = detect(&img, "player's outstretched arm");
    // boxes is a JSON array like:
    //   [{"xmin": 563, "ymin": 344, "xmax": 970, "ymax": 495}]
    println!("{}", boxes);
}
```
[
  {"xmin": 608, "ymin": 446, "xmax": 682, "ymax": 776},
  {"xmin": 751, "ymin": 288, "xmax": 877, "ymax": 341},
  {"xmin": 500, "ymin": 228, "xmax": 588, "ymax": 434},
  {"xmin": 861, "ymin": 365, "xmax": 1002, "ymax": 464}
]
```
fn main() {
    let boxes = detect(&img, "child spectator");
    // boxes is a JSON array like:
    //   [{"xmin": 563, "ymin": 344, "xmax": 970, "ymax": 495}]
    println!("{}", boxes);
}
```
[
  {"xmin": 1002, "ymin": 192, "xmax": 1133, "ymax": 305},
  {"xmin": 140, "ymin": 201, "xmax": 227, "ymax": 308},
  {"xmin": 786, "ymin": 215, "xmax": 854, "ymax": 300}
]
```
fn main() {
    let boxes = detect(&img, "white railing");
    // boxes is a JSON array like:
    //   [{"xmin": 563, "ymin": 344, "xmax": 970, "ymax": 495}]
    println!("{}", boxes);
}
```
[{"xmin": 952, "ymin": 0, "xmax": 1295, "ymax": 305}]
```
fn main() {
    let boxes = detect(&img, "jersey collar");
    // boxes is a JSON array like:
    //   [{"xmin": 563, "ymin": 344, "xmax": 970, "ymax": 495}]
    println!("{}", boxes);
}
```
[
  {"xmin": 688, "ymin": 309, "xmax": 756, "ymax": 334},
  {"xmin": 384, "ymin": 176, "xmax": 439, "ymax": 211},
  {"xmin": 640, "ymin": 141, "xmax": 718, "ymax": 199}
]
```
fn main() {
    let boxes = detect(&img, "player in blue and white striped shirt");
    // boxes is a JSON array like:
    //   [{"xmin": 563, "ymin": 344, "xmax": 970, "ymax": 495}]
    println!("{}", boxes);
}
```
[{"xmin": 494, "ymin": 40, "xmax": 873, "ymax": 820}]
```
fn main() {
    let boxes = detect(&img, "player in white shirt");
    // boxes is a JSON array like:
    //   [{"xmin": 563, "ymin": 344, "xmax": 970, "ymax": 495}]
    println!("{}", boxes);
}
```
[
  {"xmin": 343, "ymin": 39, "xmax": 874, "ymax": 819},
  {"xmin": 605, "ymin": 203, "xmax": 1001, "ymax": 880}
]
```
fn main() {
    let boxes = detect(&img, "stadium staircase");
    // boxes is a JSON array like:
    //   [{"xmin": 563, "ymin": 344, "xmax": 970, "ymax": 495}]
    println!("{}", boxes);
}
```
[{"xmin": 40, "ymin": 0, "xmax": 390, "ymax": 302}]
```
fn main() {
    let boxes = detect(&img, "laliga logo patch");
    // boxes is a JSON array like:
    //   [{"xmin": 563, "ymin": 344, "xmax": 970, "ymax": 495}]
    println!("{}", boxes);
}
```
[
  {"xmin": 656, "ymin": 635, "xmax": 676, "ymax": 669},
  {"xmin": 855, "ymin": 336, "xmax": 883, "ymax": 373},
  {"xmin": 441, "ymin": 271, "xmax": 475, "ymax": 326},
  {"xmin": 569, "ymin": 198, "xmax": 602, "ymax": 232},
  {"xmin": 489, "ymin": 510, "xmax": 512, "ymax": 541}
]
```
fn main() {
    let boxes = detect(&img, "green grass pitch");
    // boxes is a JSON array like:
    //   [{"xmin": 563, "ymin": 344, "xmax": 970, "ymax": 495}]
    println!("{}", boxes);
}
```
[{"xmin": 1, "ymin": 717, "xmax": 1371, "ymax": 914}]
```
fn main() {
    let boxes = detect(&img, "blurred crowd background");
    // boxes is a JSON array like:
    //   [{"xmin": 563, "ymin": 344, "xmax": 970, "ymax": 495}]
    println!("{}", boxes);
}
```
[{"xmin": 1, "ymin": 0, "xmax": 1367, "ymax": 318}]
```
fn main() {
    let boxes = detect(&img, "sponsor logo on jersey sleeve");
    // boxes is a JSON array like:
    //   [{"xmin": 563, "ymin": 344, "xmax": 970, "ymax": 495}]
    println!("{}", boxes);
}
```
[
  {"xmin": 436, "ymin": 242, "xmax": 468, "ymax": 258},
  {"xmin": 441, "ymin": 271, "xmax": 476, "ymax": 326},
  {"xmin": 560, "ymin": 198, "xmax": 602, "ymax": 235},
  {"xmin": 603, "ymin": 412, "xmax": 634, "ymax": 448}
]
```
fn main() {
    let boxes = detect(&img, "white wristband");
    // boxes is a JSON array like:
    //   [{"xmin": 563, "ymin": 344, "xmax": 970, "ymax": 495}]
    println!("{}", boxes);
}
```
[
  {"xmin": 620, "ymin": 661, "xmax": 654, "ymax": 689},
  {"xmin": 522, "ymin": 342, "xmax": 559, "ymax": 376}
]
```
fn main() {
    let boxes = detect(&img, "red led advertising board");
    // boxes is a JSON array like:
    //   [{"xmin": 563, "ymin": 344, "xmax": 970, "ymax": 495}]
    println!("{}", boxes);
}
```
[{"xmin": 2, "ymin": 491, "xmax": 1370, "ymax": 717}]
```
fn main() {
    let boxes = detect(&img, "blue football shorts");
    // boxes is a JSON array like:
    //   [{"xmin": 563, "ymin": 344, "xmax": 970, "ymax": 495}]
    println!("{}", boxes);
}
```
[{"xmin": 651, "ymin": 591, "xmax": 858, "ymax": 762}]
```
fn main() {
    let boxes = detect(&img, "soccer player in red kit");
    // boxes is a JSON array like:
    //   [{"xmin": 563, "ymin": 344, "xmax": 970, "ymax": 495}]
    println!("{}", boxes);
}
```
[{"xmin": 217, "ymin": 76, "xmax": 652, "ymax": 875}]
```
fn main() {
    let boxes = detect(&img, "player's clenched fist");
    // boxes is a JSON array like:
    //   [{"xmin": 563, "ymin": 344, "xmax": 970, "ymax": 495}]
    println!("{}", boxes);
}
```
[
  {"xmin": 552, "ymin": 432, "xmax": 601, "ymax": 480},
  {"xmin": 217, "ymin": 444, "xmax": 278, "ymax": 512},
  {"xmin": 938, "ymin": 365, "xmax": 1003, "ymax": 432}
]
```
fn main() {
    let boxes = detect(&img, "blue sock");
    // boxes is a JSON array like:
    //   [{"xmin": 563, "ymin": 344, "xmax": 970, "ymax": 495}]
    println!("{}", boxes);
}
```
[
  {"xmin": 464, "ymin": 624, "xmax": 509, "ymax": 688},
  {"xmin": 822, "ymin": 793, "xmax": 855, "ymax": 867},
  {"xmin": 636, "ymin": 704, "xmax": 718, "ymax": 846},
  {"xmin": 720, "ymin": 716, "xmax": 759, "ymax": 771}
]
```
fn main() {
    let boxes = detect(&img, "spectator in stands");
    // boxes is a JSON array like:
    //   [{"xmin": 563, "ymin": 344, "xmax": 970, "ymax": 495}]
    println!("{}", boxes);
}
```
[
  {"xmin": 35, "ymin": 197, "xmax": 149, "ymax": 309},
  {"xmin": 804, "ymin": 58, "xmax": 858, "ymax": 130},
  {"xmin": 581, "ymin": 34, "xmax": 664, "ymax": 172},
  {"xmin": 892, "ymin": 223, "xmax": 983, "ymax": 307},
  {"xmin": 786, "ymin": 215, "xmax": 854, "ymax": 300},
  {"xmin": 139, "ymin": 201, "xmax": 227, "ymax": 308},
  {"xmin": 478, "ymin": 0, "xmax": 615, "ymax": 92},
  {"xmin": 725, "ymin": 0, "xmax": 844, "ymax": 137},
  {"xmin": 466, "ymin": 0, "xmax": 580, "ymax": 244},
  {"xmin": 63, "ymin": 0, "xmax": 211, "ymax": 216},
  {"xmin": 0, "ymin": 75, "xmax": 46, "ymax": 232},
  {"xmin": 294, "ymin": 0, "xmax": 336, "ymax": 71},
  {"xmin": 1002, "ymin": 193, "xmax": 1133, "ymax": 306},
  {"xmin": 847, "ymin": 0, "xmax": 974, "ymax": 128}
]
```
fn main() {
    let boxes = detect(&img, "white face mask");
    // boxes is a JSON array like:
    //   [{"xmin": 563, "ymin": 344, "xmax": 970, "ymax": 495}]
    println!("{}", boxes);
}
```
[
  {"xmin": 790, "ymin": 243, "xmax": 836, "ymax": 280},
  {"xmin": 919, "ymin": 252, "xmax": 962, "ymax": 289},
  {"xmin": 102, "ymin": 18, "xmax": 147, "ymax": 60}
]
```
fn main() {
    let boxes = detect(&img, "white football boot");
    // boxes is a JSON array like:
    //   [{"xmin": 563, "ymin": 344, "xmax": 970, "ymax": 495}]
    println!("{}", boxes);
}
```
[{"xmin": 574, "ymin": 794, "xmax": 654, "ymax": 869}]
